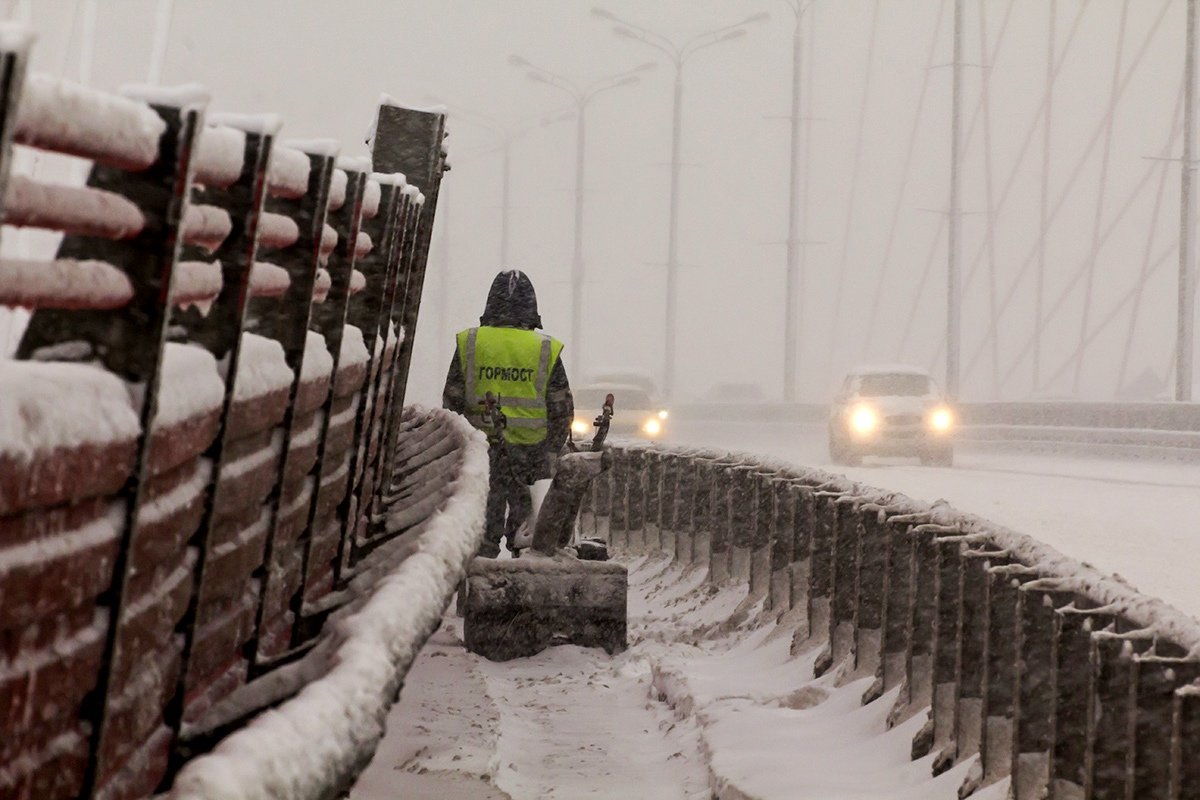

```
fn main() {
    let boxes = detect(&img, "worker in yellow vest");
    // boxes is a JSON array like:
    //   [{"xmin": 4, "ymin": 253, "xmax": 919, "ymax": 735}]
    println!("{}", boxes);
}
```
[{"xmin": 443, "ymin": 270, "xmax": 574, "ymax": 557}]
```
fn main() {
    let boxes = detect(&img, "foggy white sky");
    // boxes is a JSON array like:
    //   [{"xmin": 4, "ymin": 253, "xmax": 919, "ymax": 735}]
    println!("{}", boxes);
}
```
[{"xmin": 7, "ymin": 0, "xmax": 1193, "ymax": 404}]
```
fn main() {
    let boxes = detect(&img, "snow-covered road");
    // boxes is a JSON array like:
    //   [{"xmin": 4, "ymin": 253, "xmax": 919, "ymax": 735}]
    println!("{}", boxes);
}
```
[
  {"xmin": 351, "ymin": 556, "xmax": 1010, "ymax": 800},
  {"xmin": 668, "ymin": 420, "xmax": 1200, "ymax": 618},
  {"xmin": 350, "ymin": 422, "xmax": 1198, "ymax": 799}
]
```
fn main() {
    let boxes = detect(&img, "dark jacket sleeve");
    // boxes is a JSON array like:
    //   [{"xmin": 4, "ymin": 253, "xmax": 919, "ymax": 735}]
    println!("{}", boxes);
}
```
[
  {"xmin": 544, "ymin": 355, "xmax": 573, "ymax": 451},
  {"xmin": 442, "ymin": 350, "xmax": 466, "ymax": 414}
]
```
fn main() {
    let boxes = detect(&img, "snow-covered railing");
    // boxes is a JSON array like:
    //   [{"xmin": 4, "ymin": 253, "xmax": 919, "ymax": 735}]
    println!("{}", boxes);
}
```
[
  {"xmin": 167, "ymin": 408, "xmax": 486, "ymax": 800},
  {"xmin": 587, "ymin": 443, "xmax": 1200, "ymax": 799},
  {"xmin": 0, "ymin": 34, "xmax": 453, "ymax": 799}
]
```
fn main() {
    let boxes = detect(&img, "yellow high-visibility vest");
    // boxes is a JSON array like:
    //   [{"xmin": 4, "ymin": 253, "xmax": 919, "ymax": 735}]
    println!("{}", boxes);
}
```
[{"xmin": 456, "ymin": 325, "xmax": 564, "ymax": 445}]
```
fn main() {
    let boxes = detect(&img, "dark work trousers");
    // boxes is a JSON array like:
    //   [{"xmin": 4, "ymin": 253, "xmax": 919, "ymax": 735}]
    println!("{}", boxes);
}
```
[{"xmin": 481, "ymin": 443, "xmax": 547, "ymax": 557}]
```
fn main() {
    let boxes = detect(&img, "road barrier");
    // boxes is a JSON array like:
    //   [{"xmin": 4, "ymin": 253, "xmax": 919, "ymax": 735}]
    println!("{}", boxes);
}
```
[
  {"xmin": 0, "ymin": 28, "xmax": 486, "ymax": 799},
  {"xmin": 585, "ymin": 442, "xmax": 1200, "ymax": 799},
  {"xmin": 673, "ymin": 400, "xmax": 1200, "ymax": 459}
]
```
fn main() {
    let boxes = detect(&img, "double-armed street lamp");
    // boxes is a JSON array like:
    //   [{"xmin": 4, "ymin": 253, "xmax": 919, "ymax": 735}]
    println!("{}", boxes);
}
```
[
  {"xmin": 508, "ymin": 55, "xmax": 654, "ymax": 378},
  {"xmin": 434, "ymin": 102, "xmax": 573, "ymax": 266},
  {"xmin": 592, "ymin": 7, "xmax": 770, "ymax": 400}
]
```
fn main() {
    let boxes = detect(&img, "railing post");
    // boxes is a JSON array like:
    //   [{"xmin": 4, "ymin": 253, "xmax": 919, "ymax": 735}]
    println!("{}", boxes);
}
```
[
  {"xmin": 955, "ymin": 546, "xmax": 1008, "ymax": 775},
  {"xmin": 749, "ymin": 470, "xmax": 776, "ymax": 600},
  {"xmin": 892, "ymin": 524, "xmax": 938, "ymax": 735},
  {"xmin": 331, "ymin": 180, "xmax": 402, "ymax": 585},
  {"xmin": 626, "ymin": 449, "xmax": 647, "ymax": 554},
  {"xmin": 673, "ymin": 455, "xmax": 698, "ymax": 565},
  {"xmin": 929, "ymin": 533, "xmax": 967, "ymax": 773},
  {"xmin": 246, "ymin": 147, "xmax": 336, "ymax": 668},
  {"xmin": 348, "ymin": 190, "xmax": 411, "ymax": 558},
  {"xmin": 292, "ymin": 164, "xmax": 370, "ymax": 640},
  {"xmin": 1048, "ymin": 605, "xmax": 1115, "ymax": 799},
  {"xmin": 803, "ymin": 491, "xmax": 840, "ymax": 651},
  {"xmin": 881, "ymin": 516, "xmax": 920, "ymax": 703},
  {"xmin": 854, "ymin": 505, "xmax": 889, "ymax": 688},
  {"xmin": 1170, "ymin": 684, "xmax": 1200, "ymax": 798},
  {"xmin": 789, "ymin": 484, "xmax": 816, "ymax": 624},
  {"xmin": 767, "ymin": 477, "xmax": 797, "ymax": 613},
  {"xmin": 979, "ymin": 563, "xmax": 1039, "ymax": 788},
  {"xmin": 692, "ymin": 459, "xmax": 721, "ymax": 573},
  {"xmin": 164, "ymin": 121, "xmax": 273, "ymax": 751},
  {"xmin": 1012, "ymin": 583, "xmax": 1077, "ymax": 798},
  {"xmin": 708, "ymin": 463, "xmax": 735, "ymax": 584},
  {"xmin": 1130, "ymin": 655, "xmax": 1200, "ymax": 798},
  {"xmin": 822, "ymin": 496, "xmax": 863, "ymax": 676},
  {"xmin": 727, "ymin": 465, "xmax": 757, "ymax": 584},
  {"xmin": 608, "ymin": 447, "xmax": 629, "ymax": 555},
  {"xmin": 1085, "ymin": 630, "xmax": 1155, "ymax": 798},
  {"xmin": 659, "ymin": 453, "xmax": 679, "ymax": 560},
  {"xmin": 644, "ymin": 451, "xmax": 662, "ymax": 553},
  {"xmin": 371, "ymin": 103, "xmax": 448, "ymax": 411}
]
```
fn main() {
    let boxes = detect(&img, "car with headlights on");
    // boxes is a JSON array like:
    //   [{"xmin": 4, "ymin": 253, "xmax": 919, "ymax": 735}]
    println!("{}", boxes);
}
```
[
  {"xmin": 828, "ymin": 365, "xmax": 955, "ymax": 466},
  {"xmin": 572, "ymin": 383, "xmax": 668, "ymax": 441}
]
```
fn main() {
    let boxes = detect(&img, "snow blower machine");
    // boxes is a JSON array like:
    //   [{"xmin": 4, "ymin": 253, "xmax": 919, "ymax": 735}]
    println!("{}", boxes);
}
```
[{"xmin": 463, "ymin": 393, "xmax": 627, "ymax": 661}]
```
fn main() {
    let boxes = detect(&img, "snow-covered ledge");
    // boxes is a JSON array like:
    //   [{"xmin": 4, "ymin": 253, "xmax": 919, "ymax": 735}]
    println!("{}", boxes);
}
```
[{"xmin": 166, "ymin": 409, "xmax": 488, "ymax": 800}]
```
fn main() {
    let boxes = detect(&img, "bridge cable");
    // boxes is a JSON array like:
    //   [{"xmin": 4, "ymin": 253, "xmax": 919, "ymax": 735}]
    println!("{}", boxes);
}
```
[
  {"xmin": 946, "ymin": 0, "xmax": 1173, "ymax": 384},
  {"xmin": 1072, "ymin": 0, "xmax": 1131, "ymax": 395},
  {"xmin": 991, "ymin": 64, "xmax": 1184, "ymax": 390},
  {"xmin": 823, "ymin": 0, "xmax": 881, "ymax": 388},
  {"xmin": 859, "ymin": 0, "xmax": 948, "ymax": 361}
]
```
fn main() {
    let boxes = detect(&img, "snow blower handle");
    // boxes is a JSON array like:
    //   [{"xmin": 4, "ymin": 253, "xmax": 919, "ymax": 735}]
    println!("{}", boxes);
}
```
[
  {"xmin": 590, "ymin": 393, "xmax": 614, "ymax": 452},
  {"xmin": 480, "ymin": 391, "xmax": 507, "ymax": 445}
]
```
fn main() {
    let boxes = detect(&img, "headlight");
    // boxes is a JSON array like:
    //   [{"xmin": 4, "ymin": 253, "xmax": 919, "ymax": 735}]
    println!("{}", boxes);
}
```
[
  {"xmin": 657, "ymin": 409, "xmax": 669, "ymax": 420},
  {"xmin": 928, "ymin": 406, "xmax": 954, "ymax": 433},
  {"xmin": 571, "ymin": 418, "xmax": 590, "ymax": 435},
  {"xmin": 642, "ymin": 417, "xmax": 662, "ymax": 436},
  {"xmin": 849, "ymin": 404, "xmax": 879, "ymax": 436}
]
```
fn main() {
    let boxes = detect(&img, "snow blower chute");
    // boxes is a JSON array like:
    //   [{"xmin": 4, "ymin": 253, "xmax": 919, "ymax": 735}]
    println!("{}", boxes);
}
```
[{"xmin": 464, "ymin": 394, "xmax": 627, "ymax": 661}]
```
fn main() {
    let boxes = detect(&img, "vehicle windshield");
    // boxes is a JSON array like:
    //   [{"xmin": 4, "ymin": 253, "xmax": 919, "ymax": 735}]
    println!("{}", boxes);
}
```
[
  {"xmin": 575, "ymin": 388, "xmax": 654, "ymax": 410},
  {"xmin": 856, "ymin": 373, "xmax": 932, "ymax": 397}
]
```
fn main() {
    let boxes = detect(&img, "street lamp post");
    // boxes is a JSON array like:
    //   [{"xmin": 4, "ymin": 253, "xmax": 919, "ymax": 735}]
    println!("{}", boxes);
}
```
[
  {"xmin": 508, "ymin": 56, "xmax": 651, "ymax": 378},
  {"xmin": 782, "ymin": 1, "xmax": 814, "ymax": 404},
  {"xmin": 593, "ymin": 8, "xmax": 769, "ymax": 401}
]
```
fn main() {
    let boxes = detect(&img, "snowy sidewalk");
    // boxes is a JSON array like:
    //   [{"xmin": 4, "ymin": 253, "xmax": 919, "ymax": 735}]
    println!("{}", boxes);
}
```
[{"xmin": 351, "ymin": 555, "xmax": 1010, "ymax": 800}]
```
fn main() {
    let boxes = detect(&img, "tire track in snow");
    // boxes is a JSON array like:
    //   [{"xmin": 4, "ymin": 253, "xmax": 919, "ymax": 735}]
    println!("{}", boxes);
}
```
[{"xmin": 476, "ymin": 627, "xmax": 710, "ymax": 799}]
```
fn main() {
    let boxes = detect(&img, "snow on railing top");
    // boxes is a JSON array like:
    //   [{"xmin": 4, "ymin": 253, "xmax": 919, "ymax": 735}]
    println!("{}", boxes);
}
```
[
  {"xmin": 258, "ymin": 212, "xmax": 300, "ymax": 250},
  {"xmin": 232, "ymin": 332, "xmax": 294, "ymax": 401},
  {"xmin": 5, "ymin": 175, "xmax": 146, "ymax": 240},
  {"xmin": 348, "ymin": 269, "xmax": 367, "ymax": 296},
  {"xmin": 0, "ymin": 358, "xmax": 140, "ymax": 461},
  {"xmin": 267, "ymin": 145, "xmax": 311, "ymax": 199},
  {"xmin": 248, "ymin": 261, "xmax": 290, "ymax": 298},
  {"xmin": 300, "ymin": 329, "xmax": 334, "ymax": 383},
  {"xmin": 193, "ymin": 125, "xmax": 246, "ymax": 189},
  {"xmin": 0, "ymin": 257, "xmax": 134, "ymax": 310},
  {"xmin": 182, "ymin": 203, "xmax": 233, "ymax": 253},
  {"xmin": 14, "ymin": 74, "xmax": 167, "ymax": 171},
  {"xmin": 361, "ymin": 179, "xmax": 381, "ymax": 218},
  {"xmin": 166, "ymin": 409, "xmax": 487, "ymax": 800},
  {"xmin": 623, "ymin": 439, "xmax": 1200, "ymax": 657},
  {"xmin": 327, "ymin": 168, "xmax": 348, "ymax": 211},
  {"xmin": 370, "ymin": 171, "xmax": 406, "ymax": 188}
]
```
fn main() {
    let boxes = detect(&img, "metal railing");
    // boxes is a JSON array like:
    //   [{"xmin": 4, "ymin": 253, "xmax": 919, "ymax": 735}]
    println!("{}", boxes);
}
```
[
  {"xmin": 0, "ymin": 30, "xmax": 484, "ymax": 799},
  {"xmin": 584, "ymin": 442, "xmax": 1200, "ymax": 799}
]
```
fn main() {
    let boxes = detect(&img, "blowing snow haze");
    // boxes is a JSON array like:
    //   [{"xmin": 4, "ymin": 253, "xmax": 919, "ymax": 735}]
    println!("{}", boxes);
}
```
[{"xmin": 3, "ymin": 0, "xmax": 1194, "ymax": 404}]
